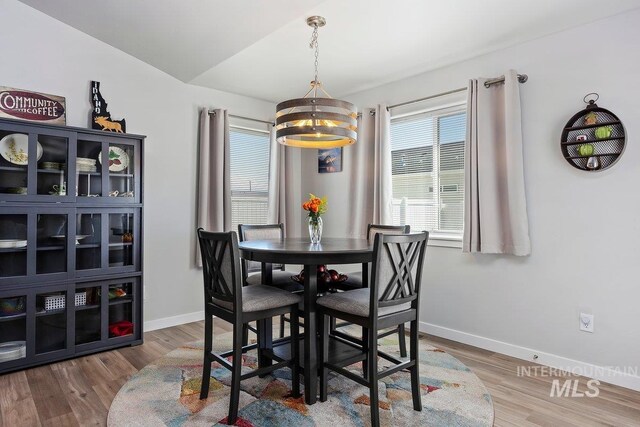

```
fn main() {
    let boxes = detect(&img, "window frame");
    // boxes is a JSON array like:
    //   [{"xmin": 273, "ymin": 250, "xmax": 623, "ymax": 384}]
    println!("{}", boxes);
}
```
[
  {"xmin": 228, "ymin": 126, "xmax": 271, "ymax": 230},
  {"xmin": 390, "ymin": 101, "xmax": 466, "ymax": 248}
]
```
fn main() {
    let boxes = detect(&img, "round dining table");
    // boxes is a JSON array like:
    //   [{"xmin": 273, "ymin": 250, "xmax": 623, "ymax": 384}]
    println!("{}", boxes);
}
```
[{"xmin": 238, "ymin": 237, "xmax": 373, "ymax": 404}]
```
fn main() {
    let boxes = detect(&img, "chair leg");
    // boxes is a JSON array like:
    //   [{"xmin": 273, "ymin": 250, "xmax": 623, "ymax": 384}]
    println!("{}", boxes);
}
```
[
  {"xmin": 290, "ymin": 307, "xmax": 301, "ymax": 398},
  {"xmin": 398, "ymin": 323, "xmax": 407, "ymax": 358},
  {"xmin": 228, "ymin": 322, "xmax": 244, "ymax": 424},
  {"xmin": 199, "ymin": 315, "xmax": 213, "ymax": 400},
  {"xmin": 279, "ymin": 315, "xmax": 286, "ymax": 338},
  {"xmin": 362, "ymin": 327, "xmax": 369, "ymax": 379},
  {"xmin": 409, "ymin": 319, "xmax": 422, "ymax": 411},
  {"xmin": 242, "ymin": 323, "xmax": 249, "ymax": 347},
  {"xmin": 319, "ymin": 313, "xmax": 329, "ymax": 402},
  {"xmin": 368, "ymin": 326, "xmax": 380, "ymax": 427}
]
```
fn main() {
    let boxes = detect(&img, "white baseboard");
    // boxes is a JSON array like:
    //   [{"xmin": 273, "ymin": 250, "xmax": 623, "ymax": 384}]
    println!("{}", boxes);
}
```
[
  {"xmin": 144, "ymin": 310, "xmax": 205, "ymax": 332},
  {"xmin": 420, "ymin": 321, "xmax": 640, "ymax": 392}
]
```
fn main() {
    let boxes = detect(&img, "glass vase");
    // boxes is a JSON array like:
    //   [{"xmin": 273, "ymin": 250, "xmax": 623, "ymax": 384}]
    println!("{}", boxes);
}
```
[{"xmin": 308, "ymin": 216, "xmax": 323, "ymax": 244}]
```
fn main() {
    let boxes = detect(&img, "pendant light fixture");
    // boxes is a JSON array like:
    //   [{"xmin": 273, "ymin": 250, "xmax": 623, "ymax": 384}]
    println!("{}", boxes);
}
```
[{"xmin": 276, "ymin": 16, "xmax": 357, "ymax": 149}]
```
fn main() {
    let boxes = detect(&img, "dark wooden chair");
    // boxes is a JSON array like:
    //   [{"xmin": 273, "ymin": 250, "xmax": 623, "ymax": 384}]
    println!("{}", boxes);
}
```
[
  {"xmin": 197, "ymin": 229, "xmax": 302, "ymax": 424},
  {"xmin": 237, "ymin": 223, "xmax": 304, "ymax": 340},
  {"xmin": 334, "ymin": 224, "xmax": 411, "ymax": 357},
  {"xmin": 317, "ymin": 231, "xmax": 428, "ymax": 427}
]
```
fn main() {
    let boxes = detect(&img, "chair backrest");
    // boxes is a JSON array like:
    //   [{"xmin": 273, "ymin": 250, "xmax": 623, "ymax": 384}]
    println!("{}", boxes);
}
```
[
  {"xmin": 237, "ymin": 224, "xmax": 285, "ymax": 279},
  {"xmin": 370, "ymin": 232, "xmax": 428, "ymax": 316},
  {"xmin": 197, "ymin": 228, "xmax": 242, "ymax": 312},
  {"xmin": 367, "ymin": 224, "xmax": 410, "ymax": 243}
]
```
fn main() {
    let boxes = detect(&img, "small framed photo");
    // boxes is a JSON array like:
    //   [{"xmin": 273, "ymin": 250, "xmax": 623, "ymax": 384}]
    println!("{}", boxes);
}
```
[{"xmin": 318, "ymin": 148, "xmax": 342, "ymax": 173}]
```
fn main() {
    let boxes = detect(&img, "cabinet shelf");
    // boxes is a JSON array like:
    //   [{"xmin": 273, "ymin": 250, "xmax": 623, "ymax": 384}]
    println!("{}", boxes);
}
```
[
  {"xmin": 76, "ymin": 243, "xmax": 101, "ymax": 249},
  {"xmin": 0, "ymin": 313, "xmax": 26, "ymax": 322},
  {"xmin": 0, "ymin": 247, "xmax": 27, "ymax": 253},
  {"xmin": 109, "ymin": 297, "xmax": 133, "ymax": 306},
  {"xmin": 109, "ymin": 173, "xmax": 134, "ymax": 178},
  {"xmin": 109, "ymin": 242, "xmax": 133, "ymax": 247},
  {"xmin": 37, "ymin": 245, "xmax": 65, "ymax": 251},
  {"xmin": 75, "ymin": 304, "xmax": 100, "ymax": 311},
  {"xmin": 36, "ymin": 308, "xmax": 65, "ymax": 317},
  {"xmin": 0, "ymin": 165, "xmax": 27, "ymax": 172}
]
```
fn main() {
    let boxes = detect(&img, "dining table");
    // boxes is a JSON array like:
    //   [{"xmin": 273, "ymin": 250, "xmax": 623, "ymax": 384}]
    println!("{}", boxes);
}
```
[{"xmin": 237, "ymin": 237, "xmax": 373, "ymax": 404}]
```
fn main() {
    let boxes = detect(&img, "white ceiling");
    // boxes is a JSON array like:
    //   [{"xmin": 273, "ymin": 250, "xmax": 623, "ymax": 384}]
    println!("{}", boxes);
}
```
[{"xmin": 19, "ymin": 0, "xmax": 640, "ymax": 102}]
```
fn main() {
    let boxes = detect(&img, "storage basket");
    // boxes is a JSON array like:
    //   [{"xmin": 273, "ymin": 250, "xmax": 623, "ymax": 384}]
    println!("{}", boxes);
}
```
[
  {"xmin": 43, "ymin": 295, "xmax": 65, "ymax": 311},
  {"xmin": 75, "ymin": 291, "xmax": 86, "ymax": 307}
]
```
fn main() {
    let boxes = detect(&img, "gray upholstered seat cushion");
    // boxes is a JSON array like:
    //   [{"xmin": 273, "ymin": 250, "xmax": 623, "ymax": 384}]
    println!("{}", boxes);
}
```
[
  {"xmin": 213, "ymin": 285, "xmax": 302, "ymax": 312},
  {"xmin": 316, "ymin": 288, "xmax": 410, "ymax": 317},
  {"xmin": 246, "ymin": 270, "xmax": 304, "ymax": 292}
]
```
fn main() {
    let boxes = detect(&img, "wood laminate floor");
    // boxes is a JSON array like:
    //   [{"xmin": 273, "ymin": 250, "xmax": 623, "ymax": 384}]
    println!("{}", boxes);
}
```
[{"xmin": 0, "ymin": 319, "xmax": 638, "ymax": 426}]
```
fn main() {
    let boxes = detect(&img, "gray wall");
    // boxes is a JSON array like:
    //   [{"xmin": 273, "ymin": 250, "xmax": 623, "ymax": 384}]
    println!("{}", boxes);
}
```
[{"xmin": 301, "ymin": 10, "xmax": 640, "ymax": 387}]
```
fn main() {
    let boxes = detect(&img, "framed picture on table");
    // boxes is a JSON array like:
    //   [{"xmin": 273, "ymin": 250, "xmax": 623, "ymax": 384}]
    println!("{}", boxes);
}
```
[{"xmin": 318, "ymin": 148, "xmax": 342, "ymax": 173}]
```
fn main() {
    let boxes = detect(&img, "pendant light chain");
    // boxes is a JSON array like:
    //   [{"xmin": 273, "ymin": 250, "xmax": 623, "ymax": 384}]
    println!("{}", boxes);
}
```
[{"xmin": 310, "ymin": 23, "xmax": 320, "ymax": 96}]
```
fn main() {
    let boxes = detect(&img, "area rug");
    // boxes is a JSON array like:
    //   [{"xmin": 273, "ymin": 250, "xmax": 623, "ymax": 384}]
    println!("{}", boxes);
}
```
[{"xmin": 108, "ymin": 329, "xmax": 493, "ymax": 426}]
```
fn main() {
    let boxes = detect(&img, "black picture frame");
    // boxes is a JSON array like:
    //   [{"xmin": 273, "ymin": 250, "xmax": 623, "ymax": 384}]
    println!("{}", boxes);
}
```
[{"xmin": 318, "ymin": 148, "xmax": 342, "ymax": 173}]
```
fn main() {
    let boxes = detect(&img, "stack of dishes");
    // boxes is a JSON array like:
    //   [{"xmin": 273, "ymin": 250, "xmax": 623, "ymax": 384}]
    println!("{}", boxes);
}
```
[
  {"xmin": 76, "ymin": 157, "xmax": 97, "ymax": 173},
  {"xmin": 41, "ymin": 161, "xmax": 64, "ymax": 170},
  {"xmin": 0, "ymin": 341, "xmax": 26, "ymax": 362},
  {"xmin": 0, "ymin": 239, "xmax": 27, "ymax": 249}
]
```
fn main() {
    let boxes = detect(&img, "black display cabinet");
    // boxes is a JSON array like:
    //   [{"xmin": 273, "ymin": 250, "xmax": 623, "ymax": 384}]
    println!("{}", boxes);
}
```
[{"xmin": 0, "ymin": 117, "xmax": 144, "ymax": 373}]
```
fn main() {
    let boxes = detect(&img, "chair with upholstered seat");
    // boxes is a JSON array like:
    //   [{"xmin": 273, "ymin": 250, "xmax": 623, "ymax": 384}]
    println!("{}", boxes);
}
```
[
  {"xmin": 317, "ymin": 231, "xmax": 428, "ymax": 427},
  {"xmin": 334, "ymin": 224, "xmax": 411, "ymax": 357},
  {"xmin": 197, "ymin": 228, "xmax": 302, "ymax": 425},
  {"xmin": 238, "ymin": 223, "xmax": 304, "ymax": 340}
]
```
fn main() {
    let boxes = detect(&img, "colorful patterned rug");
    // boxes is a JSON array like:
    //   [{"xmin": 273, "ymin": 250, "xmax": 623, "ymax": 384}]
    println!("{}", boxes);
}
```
[{"xmin": 108, "ymin": 329, "xmax": 493, "ymax": 426}]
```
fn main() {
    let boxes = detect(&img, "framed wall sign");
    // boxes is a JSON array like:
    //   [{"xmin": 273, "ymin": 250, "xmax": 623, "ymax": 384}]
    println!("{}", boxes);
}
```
[
  {"xmin": 318, "ymin": 147, "xmax": 343, "ymax": 173},
  {"xmin": 0, "ymin": 86, "xmax": 66, "ymax": 125}
]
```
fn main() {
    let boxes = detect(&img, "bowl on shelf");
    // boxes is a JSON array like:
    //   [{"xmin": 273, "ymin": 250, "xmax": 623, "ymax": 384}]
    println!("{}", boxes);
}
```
[{"xmin": 0, "ymin": 297, "xmax": 26, "ymax": 316}]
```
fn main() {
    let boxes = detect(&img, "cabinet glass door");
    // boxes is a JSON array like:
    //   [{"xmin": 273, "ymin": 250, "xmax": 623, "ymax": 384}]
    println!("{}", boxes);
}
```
[
  {"xmin": 75, "ymin": 284, "xmax": 102, "ymax": 345},
  {"xmin": 0, "ymin": 293, "xmax": 27, "ymax": 365},
  {"xmin": 36, "ymin": 213, "xmax": 68, "ymax": 275},
  {"xmin": 109, "ymin": 212, "xmax": 134, "ymax": 268},
  {"xmin": 0, "ymin": 214, "xmax": 28, "ymax": 279},
  {"xmin": 35, "ymin": 289, "xmax": 68, "ymax": 355},
  {"xmin": 76, "ymin": 139, "xmax": 102, "ymax": 198},
  {"xmin": 76, "ymin": 213, "xmax": 101, "ymax": 271},
  {"xmin": 36, "ymin": 134, "xmax": 70, "ymax": 198},
  {"xmin": 0, "ymin": 130, "xmax": 29, "ymax": 198},
  {"xmin": 108, "ymin": 281, "xmax": 135, "ymax": 339},
  {"xmin": 106, "ymin": 144, "xmax": 135, "ymax": 200}
]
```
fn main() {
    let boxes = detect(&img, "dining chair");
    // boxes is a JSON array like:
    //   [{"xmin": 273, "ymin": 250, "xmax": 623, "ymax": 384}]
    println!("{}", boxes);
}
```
[
  {"xmin": 238, "ymin": 223, "xmax": 304, "ymax": 340},
  {"xmin": 334, "ymin": 224, "xmax": 411, "ymax": 357},
  {"xmin": 197, "ymin": 228, "xmax": 302, "ymax": 424},
  {"xmin": 317, "ymin": 231, "xmax": 428, "ymax": 427}
]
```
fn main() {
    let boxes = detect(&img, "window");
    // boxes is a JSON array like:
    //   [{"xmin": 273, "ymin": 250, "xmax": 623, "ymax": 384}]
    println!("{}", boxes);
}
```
[
  {"xmin": 229, "ymin": 128, "xmax": 270, "ymax": 230},
  {"xmin": 390, "ymin": 105, "xmax": 466, "ymax": 240}
]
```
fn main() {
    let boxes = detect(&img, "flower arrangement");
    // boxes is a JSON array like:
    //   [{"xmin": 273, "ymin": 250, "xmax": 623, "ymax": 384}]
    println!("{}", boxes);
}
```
[
  {"xmin": 302, "ymin": 193, "xmax": 327, "ymax": 220},
  {"xmin": 302, "ymin": 194, "xmax": 327, "ymax": 244}
]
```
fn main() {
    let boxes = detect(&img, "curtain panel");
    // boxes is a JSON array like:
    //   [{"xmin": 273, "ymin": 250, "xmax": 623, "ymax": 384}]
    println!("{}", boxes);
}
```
[
  {"xmin": 195, "ymin": 108, "xmax": 231, "ymax": 266},
  {"xmin": 346, "ymin": 105, "xmax": 393, "ymax": 238},
  {"xmin": 463, "ymin": 70, "xmax": 531, "ymax": 255},
  {"xmin": 266, "ymin": 125, "xmax": 297, "ymax": 237}
]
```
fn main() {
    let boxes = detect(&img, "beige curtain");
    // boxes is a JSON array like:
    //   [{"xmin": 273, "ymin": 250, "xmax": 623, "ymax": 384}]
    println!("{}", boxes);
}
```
[
  {"xmin": 266, "ymin": 125, "xmax": 297, "ymax": 237},
  {"xmin": 195, "ymin": 108, "xmax": 231, "ymax": 266},
  {"xmin": 463, "ymin": 70, "xmax": 531, "ymax": 255},
  {"xmin": 346, "ymin": 105, "xmax": 393, "ymax": 238}
]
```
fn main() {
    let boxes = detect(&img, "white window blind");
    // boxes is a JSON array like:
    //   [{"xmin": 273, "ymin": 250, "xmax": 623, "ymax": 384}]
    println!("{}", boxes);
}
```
[
  {"xmin": 390, "ymin": 105, "xmax": 466, "ymax": 239},
  {"xmin": 229, "ymin": 128, "xmax": 270, "ymax": 230}
]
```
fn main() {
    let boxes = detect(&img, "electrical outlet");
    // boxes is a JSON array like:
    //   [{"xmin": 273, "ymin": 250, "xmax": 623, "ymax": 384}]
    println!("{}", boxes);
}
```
[{"xmin": 580, "ymin": 313, "xmax": 594, "ymax": 333}]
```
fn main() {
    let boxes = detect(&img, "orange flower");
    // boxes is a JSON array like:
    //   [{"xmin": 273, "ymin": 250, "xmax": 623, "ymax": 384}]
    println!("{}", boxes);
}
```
[{"xmin": 310, "ymin": 205, "xmax": 319, "ymax": 213}]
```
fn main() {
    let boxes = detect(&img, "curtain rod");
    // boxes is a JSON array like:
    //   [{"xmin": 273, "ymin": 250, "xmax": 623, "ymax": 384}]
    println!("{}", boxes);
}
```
[
  {"xmin": 387, "ymin": 73, "xmax": 528, "ymax": 111},
  {"xmin": 208, "ymin": 110, "xmax": 274, "ymax": 126}
]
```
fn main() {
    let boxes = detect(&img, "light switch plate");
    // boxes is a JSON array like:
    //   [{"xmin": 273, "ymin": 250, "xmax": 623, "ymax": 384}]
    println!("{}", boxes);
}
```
[{"xmin": 580, "ymin": 313, "xmax": 594, "ymax": 333}]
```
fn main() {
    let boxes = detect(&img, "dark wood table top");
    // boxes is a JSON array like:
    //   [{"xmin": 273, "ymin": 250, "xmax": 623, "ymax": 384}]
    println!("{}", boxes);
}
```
[{"xmin": 238, "ymin": 237, "xmax": 373, "ymax": 264}]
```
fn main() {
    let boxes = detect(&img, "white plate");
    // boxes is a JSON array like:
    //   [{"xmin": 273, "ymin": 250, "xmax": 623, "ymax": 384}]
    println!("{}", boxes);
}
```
[
  {"xmin": 0, "ymin": 341, "xmax": 26, "ymax": 362},
  {"xmin": 0, "ymin": 239, "xmax": 27, "ymax": 248},
  {"xmin": 98, "ymin": 146, "xmax": 129, "ymax": 172},
  {"xmin": 0, "ymin": 134, "xmax": 43, "ymax": 165}
]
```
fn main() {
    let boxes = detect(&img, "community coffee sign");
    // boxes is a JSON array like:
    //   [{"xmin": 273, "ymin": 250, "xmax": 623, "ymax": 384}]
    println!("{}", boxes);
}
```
[{"xmin": 0, "ymin": 86, "xmax": 66, "ymax": 125}]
